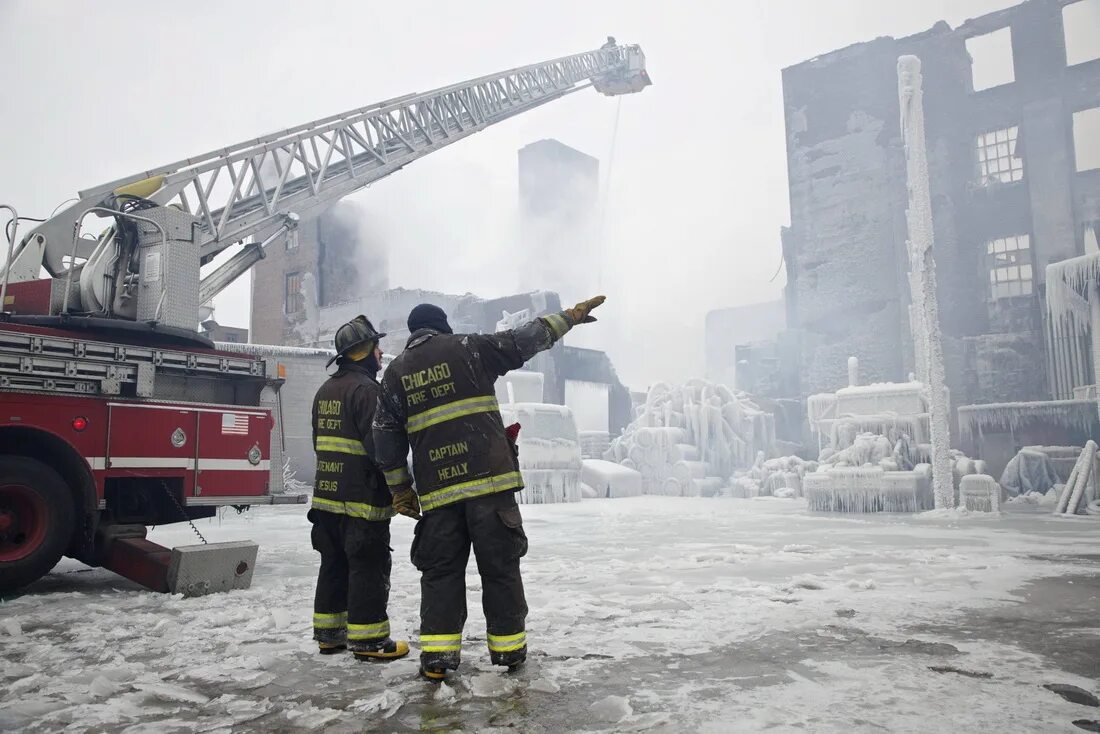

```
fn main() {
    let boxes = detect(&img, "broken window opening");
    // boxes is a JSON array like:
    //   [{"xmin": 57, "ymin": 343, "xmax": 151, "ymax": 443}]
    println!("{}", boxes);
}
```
[
  {"xmin": 966, "ymin": 27, "xmax": 1016, "ymax": 92},
  {"xmin": 986, "ymin": 234, "xmax": 1033, "ymax": 300},
  {"xmin": 285, "ymin": 271, "xmax": 304, "ymax": 314},
  {"xmin": 1072, "ymin": 107, "xmax": 1100, "ymax": 172},
  {"xmin": 1063, "ymin": 0, "xmax": 1100, "ymax": 67},
  {"xmin": 976, "ymin": 126, "xmax": 1024, "ymax": 184}
]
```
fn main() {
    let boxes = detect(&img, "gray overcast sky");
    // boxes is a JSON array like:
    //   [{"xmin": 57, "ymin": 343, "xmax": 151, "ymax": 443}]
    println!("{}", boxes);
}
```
[{"xmin": 0, "ymin": 0, "xmax": 1019, "ymax": 387}]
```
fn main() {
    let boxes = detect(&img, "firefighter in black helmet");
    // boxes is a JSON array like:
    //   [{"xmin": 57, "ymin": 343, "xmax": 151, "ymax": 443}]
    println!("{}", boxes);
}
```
[
  {"xmin": 373, "ymin": 296, "xmax": 606, "ymax": 680},
  {"xmin": 309, "ymin": 315, "xmax": 409, "ymax": 661}
]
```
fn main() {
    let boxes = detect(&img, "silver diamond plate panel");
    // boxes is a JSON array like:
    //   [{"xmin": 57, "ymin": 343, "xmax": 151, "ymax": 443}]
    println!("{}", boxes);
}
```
[
  {"xmin": 166, "ymin": 540, "xmax": 258, "ymax": 597},
  {"xmin": 135, "ymin": 207, "xmax": 202, "ymax": 331}
]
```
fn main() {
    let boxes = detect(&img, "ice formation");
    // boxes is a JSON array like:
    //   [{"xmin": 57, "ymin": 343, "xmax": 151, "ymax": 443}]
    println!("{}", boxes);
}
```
[
  {"xmin": 1055, "ymin": 440, "xmax": 1100, "ymax": 516},
  {"xmin": 898, "ymin": 55, "xmax": 954, "ymax": 509},
  {"xmin": 603, "ymin": 380, "xmax": 775, "ymax": 496},
  {"xmin": 957, "ymin": 400, "xmax": 1099, "ymax": 444},
  {"xmin": 959, "ymin": 474, "xmax": 1000, "ymax": 513},
  {"xmin": 500, "ymin": 403, "xmax": 583, "ymax": 505},
  {"xmin": 804, "ymin": 464, "xmax": 934, "ymax": 513},
  {"xmin": 998, "ymin": 448, "xmax": 1061, "ymax": 497},
  {"xmin": 581, "ymin": 459, "xmax": 643, "ymax": 498},
  {"xmin": 1046, "ymin": 251, "xmax": 1100, "ymax": 336},
  {"xmin": 728, "ymin": 454, "xmax": 818, "ymax": 499}
]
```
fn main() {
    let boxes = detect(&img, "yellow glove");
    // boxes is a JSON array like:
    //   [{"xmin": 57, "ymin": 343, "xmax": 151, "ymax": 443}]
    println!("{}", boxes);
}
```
[
  {"xmin": 392, "ymin": 487, "xmax": 422, "ymax": 520},
  {"xmin": 565, "ymin": 295, "xmax": 606, "ymax": 325}
]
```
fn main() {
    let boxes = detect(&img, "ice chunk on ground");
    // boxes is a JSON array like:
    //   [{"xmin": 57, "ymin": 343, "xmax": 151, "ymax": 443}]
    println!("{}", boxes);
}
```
[
  {"xmin": 88, "ymin": 676, "xmax": 122, "ymax": 699},
  {"xmin": 132, "ymin": 682, "xmax": 210, "ymax": 705},
  {"xmin": 350, "ymin": 689, "xmax": 403, "ymax": 717},
  {"xmin": 590, "ymin": 695, "xmax": 633, "ymax": 722},
  {"xmin": 530, "ymin": 677, "xmax": 561, "ymax": 694}
]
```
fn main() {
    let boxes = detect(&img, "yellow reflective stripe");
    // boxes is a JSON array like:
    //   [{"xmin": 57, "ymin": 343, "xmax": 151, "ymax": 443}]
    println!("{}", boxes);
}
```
[
  {"xmin": 348, "ymin": 620, "xmax": 390, "ymax": 639},
  {"xmin": 543, "ymin": 313, "xmax": 569, "ymax": 339},
  {"xmin": 344, "ymin": 501, "xmax": 395, "ymax": 521},
  {"xmin": 419, "ymin": 471, "xmax": 523, "ymax": 512},
  {"xmin": 315, "ymin": 436, "xmax": 367, "ymax": 455},
  {"xmin": 384, "ymin": 466, "xmax": 412, "ymax": 486},
  {"xmin": 406, "ymin": 396, "xmax": 500, "ymax": 434},
  {"xmin": 313, "ymin": 611, "xmax": 347, "ymax": 629},
  {"xmin": 487, "ymin": 631, "xmax": 527, "ymax": 652},
  {"xmin": 311, "ymin": 496, "xmax": 345, "ymax": 514},
  {"xmin": 420, "ymin": 633, "xmax": 462, "ymax": 653}
]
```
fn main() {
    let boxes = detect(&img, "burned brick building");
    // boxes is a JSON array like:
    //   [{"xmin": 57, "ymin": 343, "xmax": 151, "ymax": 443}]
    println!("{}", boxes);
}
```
[
  {"xmin": 250, "ymin": 200, "xmax": 387, "ymax": 346},
  {"xmin": 780, "ymin": 0, "xmax": 1100, "ymax": 409}
]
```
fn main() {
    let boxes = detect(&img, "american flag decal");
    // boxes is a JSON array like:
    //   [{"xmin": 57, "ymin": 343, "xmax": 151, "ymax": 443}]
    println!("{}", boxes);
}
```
[{"xmin": 221, "ymin": 413, "xmax": 249, "ymax": 435}]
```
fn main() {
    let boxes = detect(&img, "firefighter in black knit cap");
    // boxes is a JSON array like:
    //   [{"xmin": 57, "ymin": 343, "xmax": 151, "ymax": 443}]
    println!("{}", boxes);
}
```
[{"xmin": 373, "ymin": 297, "xmax": 605, "ymax": 680}]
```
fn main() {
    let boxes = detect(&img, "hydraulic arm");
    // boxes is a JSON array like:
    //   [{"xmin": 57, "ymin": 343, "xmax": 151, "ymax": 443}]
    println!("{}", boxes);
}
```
[{"xmin": 2, "ymin": 43, "xmax": 649, "ymax": 329}]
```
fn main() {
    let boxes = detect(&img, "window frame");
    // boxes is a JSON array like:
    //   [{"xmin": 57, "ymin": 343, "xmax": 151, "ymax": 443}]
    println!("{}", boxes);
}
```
[
  {"xmin": 976, "ymin": 125, "xmax": 1024, "ymax": 185},
  {"xmin": 285, "ymin": 271, "xmax": 304, "ymax": 314},
  {"xmin": 986, "ymin": 234, "xmax": 1034, "ymax": 301}
]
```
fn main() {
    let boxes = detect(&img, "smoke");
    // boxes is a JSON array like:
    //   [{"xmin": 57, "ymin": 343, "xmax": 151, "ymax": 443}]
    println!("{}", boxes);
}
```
[
  {"xmin": 517, "ymin": 139, "xmax": 601, "ymax": 300},
  {"xmin": 318, "ymin": 200, "xmax": 389, "ymax": 305}
]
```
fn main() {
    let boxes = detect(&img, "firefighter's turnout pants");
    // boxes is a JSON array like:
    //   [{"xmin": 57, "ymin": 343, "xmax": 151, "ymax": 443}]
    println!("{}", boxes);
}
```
[
  {"xmin": 411, "ymin": 491, "xmax": 528, "ymax": 669},
  {"xmin": 310, "ymin": 509, "xmax": 393, "ymax": 649}
]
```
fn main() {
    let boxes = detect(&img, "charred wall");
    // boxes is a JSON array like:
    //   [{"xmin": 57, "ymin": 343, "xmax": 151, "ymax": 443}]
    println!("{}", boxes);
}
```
[{"xmin": 782, "ymin": 0, "xmax": 1100, "ymax": 411}]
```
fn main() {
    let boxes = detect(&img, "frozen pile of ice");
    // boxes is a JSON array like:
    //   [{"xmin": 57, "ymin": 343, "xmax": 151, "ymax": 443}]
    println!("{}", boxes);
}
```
[
  {"xmin": 603, "ymin": 380, "xmax": 775, "ymax": 497},
  {"xmin": 728, "ymin": 453, "xmax": 818, "ymax": 499}
]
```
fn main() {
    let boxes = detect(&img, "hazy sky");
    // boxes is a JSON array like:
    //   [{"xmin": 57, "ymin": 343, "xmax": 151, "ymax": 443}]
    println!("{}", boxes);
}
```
[{"xmin": 0, "ymin": 0, "xmax": 1021, "ymax": 387}]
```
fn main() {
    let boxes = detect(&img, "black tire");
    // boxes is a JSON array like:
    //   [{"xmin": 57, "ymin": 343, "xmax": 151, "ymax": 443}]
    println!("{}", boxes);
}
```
[{"xmin": 0, "ymin": 455, "xmax": 77, "ymax": 594}]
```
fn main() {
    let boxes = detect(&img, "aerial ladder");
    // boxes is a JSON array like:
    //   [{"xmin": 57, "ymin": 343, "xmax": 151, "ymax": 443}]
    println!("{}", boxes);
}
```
[{"xmin": 0, "ymin": 42, "xmax": 650, "ymax": 595}]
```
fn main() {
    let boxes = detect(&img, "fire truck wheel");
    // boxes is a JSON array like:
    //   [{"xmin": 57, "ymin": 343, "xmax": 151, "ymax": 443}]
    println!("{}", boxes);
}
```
[{"xmin": 0, "ymin": 456, "xmax": 77, "ymax": 594}]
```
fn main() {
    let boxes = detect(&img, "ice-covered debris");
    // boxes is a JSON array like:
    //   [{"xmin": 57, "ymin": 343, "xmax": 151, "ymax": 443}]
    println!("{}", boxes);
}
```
[
  {"xmin": 590, "ymin": 694, "xmax": 633, "ymax": 723},
  {"xmin": 350, "ymin": 689, "xmax": 404, "ymax": 717},
  {"xmin": 582, "ymin": 459, "xmax": 642, "ymax": 498},
  {"xmin": 1046, "ymin": 251, "xmax": 1100, "ymax": 333},
  {"xmin": 730, "ymin": 454, "xmax": 816, "ymax": 499},
  {"xmin": 959, "ymin": 474, "xmax": 1000, "ymax": 512},
  {"xmin": 604, "ymin": 379, "xmax": 776, "ymax": 497},
  {"xmin": 1055, "ymin": 441, "xmax": 1100, "ymax": 516},
  {"xmin": 999, "ymin": 448, "xmax": 1061, "ymax": 497},
  {"xmin": 958, "ymin": 400, "xmax": 1099, "ymax": 444},
  {"xmin": 2, "ymin": 618, "xmax": 23, "ymax": 637},
  {"xmin": 805, "ymin": 465, "xmax": 934, "ymax": 513}
]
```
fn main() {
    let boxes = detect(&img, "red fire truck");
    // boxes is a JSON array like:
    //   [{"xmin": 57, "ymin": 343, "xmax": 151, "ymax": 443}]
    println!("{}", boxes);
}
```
[{"xmin": 0, "ymin": 41, "xmax": 649, "ymax": 595}]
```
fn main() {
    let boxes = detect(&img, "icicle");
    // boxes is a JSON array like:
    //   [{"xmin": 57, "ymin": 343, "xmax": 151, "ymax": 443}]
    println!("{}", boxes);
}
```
[
  {"xmin": 1062, "ymin": 440, "xmax": 1097, "ymax": 515},
  {"xmin": 959, "ymin": 474, "xmax": 1000, "ymax": 513}
]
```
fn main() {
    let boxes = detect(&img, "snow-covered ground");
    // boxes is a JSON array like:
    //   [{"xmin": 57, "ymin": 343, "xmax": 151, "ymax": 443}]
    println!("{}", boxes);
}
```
[{"xmin": 1, "ymin": 497, "xmax": 1098, "ymax": 732}]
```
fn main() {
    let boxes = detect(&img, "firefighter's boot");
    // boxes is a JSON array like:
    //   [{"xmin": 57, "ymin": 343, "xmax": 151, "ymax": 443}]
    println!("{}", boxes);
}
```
[
  {"xmin": 419, "ymin": 650, "xmax": 460, "ymax": 682},
  {"xmin": 318, "ymin": 642, "xmax": 347, "ymax": 655},
  {"xmin": 490, "ymin": 647, "xmax": 527, "ymax": 670},
  {"xmin": 352, "ymin": 638, "xmax": 410, "ymax": 662}
]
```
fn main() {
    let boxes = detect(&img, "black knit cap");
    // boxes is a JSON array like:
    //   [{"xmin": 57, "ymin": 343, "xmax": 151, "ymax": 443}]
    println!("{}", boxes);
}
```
[{"xmin": 407, "ymin": 303, "xmax": 452, "ymax": 334}]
